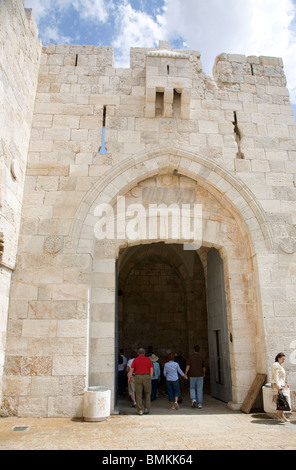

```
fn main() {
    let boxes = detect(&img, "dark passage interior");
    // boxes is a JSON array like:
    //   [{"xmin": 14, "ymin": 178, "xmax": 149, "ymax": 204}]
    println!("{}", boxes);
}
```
[{"xmin": 117, "ymin": 243, "xmax": 209, "ymax": 368}]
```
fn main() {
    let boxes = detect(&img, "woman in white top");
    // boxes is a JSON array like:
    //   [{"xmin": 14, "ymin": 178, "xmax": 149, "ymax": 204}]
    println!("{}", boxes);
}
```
[
  {"xmin": 271, "ymin": 352, "xmax": 290, "ymax": 422},
  {"xmin": 164, "ymin": 352, "xmax": 186, "ymax": 410}
]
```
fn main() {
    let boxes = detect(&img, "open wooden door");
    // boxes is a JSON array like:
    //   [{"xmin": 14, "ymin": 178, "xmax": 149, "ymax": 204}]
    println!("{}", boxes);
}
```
[{"xmin": 207, "ymin": 248, "xmax": 232, "ymax": 403}]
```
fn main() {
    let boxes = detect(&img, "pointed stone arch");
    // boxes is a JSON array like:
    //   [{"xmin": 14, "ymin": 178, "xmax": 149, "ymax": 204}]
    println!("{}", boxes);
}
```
[
  {"xmin": 65, "ymin": 147, "xmax": 274, "ymax": 257},
  {"xmin": 67, "ymin": 147, "xmax": 270, "ymax": 411}
]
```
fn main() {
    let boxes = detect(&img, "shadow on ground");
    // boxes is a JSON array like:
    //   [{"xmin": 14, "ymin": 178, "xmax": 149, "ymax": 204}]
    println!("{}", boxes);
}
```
[
  {"xmin": 116, "ymin": 389, "xmax": 240, "ymax": 416},
  {"xmin": 250, "ymin": 413, "xmax": 296, "ymax": 425}
]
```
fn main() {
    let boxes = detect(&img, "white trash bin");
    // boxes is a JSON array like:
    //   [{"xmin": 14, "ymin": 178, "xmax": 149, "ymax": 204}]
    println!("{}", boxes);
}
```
[{"xmin": 83, "ymin": 386, "xmax": 111, "ymax": 422}]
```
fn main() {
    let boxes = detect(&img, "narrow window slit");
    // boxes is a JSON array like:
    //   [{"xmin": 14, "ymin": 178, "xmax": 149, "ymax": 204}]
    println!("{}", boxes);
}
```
[
  {"xmin": 155, "ymin": 92, "xmax": 164, "ymax": 116},
  {"xmin": 250, "ymin": 63, "xmax": 254, "ymax": 76},
  {"xmin": 173, "ymin": 89, "xmax": 181, "ymax": 117},
  {"xmin": 233, "ymin": 112, "xmax": 240, "ymax": 139},
  {"xmin": 167, "ymin": 65, "xmax": 170, "ymax": 76},
  {"xmin": 99, "ymin": 105, "xmax": 108, "ymax": 154},
  {"xmin": 232, "ymin": 111, "xmax": 244, "ymax": 159},
  {"xmin": 12, "ymin": 425, "xmax": 30, "ymax": 432},
  {"xmin": 102, "ymin": 105, "xmax": 106, "ymax": 127},
  {"xmin": 75, "ymin": 54, "xmax": 78, "ymax": 66}
]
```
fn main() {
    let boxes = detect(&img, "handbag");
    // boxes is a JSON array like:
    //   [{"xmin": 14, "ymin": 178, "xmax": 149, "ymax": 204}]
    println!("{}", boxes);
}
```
[{"xmin": 276, "ymin": 390, "xmax": 291, "ymax": 411}]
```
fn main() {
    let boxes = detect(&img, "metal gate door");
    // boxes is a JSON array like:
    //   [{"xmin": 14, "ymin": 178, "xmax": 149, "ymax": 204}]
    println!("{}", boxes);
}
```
[{"xmin": 207, "ymin": 248, "xmax": 232, "ymax": 403}]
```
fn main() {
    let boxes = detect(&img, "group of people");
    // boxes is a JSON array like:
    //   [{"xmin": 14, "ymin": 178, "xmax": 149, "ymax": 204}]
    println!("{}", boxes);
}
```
[
  {"xmin": 119, "ymin": 347, "xmax": 292, "ymax": 419},
  {"xmin": 118, "ymin": 345, "xmax": 206, "ymax": 416}
]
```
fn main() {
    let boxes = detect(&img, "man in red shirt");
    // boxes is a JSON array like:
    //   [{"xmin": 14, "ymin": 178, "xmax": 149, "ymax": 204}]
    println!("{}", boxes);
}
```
[{"xmin": 128, "ymin": 348, "xmax": 153, "ymax": 415}]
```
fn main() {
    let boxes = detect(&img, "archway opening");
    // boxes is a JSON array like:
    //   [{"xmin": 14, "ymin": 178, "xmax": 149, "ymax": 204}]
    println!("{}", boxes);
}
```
[
  {"xmin": 118, "ymin": 243, "xmax": 208, "ymax": 359},
  {"xmin": 116, "ymin": 242, "xmax": 231, "ymax": 409}
]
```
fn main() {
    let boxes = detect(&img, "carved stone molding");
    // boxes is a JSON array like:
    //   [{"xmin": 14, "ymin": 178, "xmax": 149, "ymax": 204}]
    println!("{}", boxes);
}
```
[
  {"xmin": 279, "ymin": 237, "xmax": 296, "ymax": 254},
  {"xmin": 44, "ymin": 235, "xmax": 64, "ymax": 254},
  {"xmin": 10, "ymin": 159, "xmax": 21, "ymax": 181}
]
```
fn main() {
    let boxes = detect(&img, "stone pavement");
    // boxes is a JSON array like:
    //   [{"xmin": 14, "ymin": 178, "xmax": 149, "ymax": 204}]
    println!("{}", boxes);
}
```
[{"xmin": 0, "ymin": 393, "xmax": 295, "ymax": 450}]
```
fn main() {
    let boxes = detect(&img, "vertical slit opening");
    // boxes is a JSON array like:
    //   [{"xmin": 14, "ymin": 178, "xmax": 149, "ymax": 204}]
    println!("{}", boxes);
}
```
[
  {"xmin": 102, "ymin": 105, "xmax": 106, "ymax": 127},
  {"xmin": 173, "ymin": 89, "xmax": 181, "ymax": 117},
  {"xmin": 232, "ymin": 111, "xmax": 244, "ymax": 159},
  {"xmin": 99, "ymin": 105, "xmax": 108, "ymax": 154},
  {"xmin": 233, "ymin": 112, "xmax": 239, "ymax": 137},
  {"xmin": 0, "ymin": 232, "xmax": 4, "ymax": 261},
  {"xmin": 250, "ymin": 63, "xmax": 254, "ymax": 76},
  {"xmin": 75, "ymin": 54, "xmax": 78, "ymax": 66},
  {"xmin": 155, "ymin": 92, "xmax": 164, "ymax": 117},
  {"xmin": 167, "ymin": 65, "xmax": 170, "ymax": 76}
]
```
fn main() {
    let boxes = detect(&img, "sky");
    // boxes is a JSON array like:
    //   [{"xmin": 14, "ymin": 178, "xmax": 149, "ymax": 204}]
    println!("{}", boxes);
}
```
[{"xmin": 24, "ymin": 0, "xmax": 296, "ymax": 117}]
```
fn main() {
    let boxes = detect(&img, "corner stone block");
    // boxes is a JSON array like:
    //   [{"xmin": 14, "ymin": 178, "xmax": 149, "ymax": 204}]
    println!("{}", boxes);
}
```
[
  {"xmin": 145, "ymin": 102, "xmax": 155, "ymax": 118},
  {"xmin": 259, "ymin": 56, "xmax": 282, "ymax": 67},
  {"xmin": 163, "ymin": 103, "xmax": 173, "ymax": 118},
  {"xmin": 164, "ymin": 88, "xmax": 174, "ymax": 104},
  {"xmin": 181, "ymin": 104, "xmax": 190, "ymax": 120},
  {"xmin": 181, "ymin": 88, "xmax": 191, "ymax": 105},
  {"xmin": 146, "ymin": 86, "xmax": 156, "ymax": 103}
]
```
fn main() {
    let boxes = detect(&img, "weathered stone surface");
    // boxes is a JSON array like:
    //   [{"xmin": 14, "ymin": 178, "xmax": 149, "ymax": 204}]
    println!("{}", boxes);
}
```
[
  {"xmin": 4, "ymin": 356, "xmax": 52, "ymax": 376},
  {"xmin": 1, "ymin": 0, "xmax": 296, "ymax": 419}
]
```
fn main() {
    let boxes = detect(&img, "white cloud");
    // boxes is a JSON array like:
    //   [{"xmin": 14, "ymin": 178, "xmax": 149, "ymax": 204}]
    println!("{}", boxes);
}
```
[
  {"xmin": 25, "ymin": 0, "xmax": 111, "ymax": 23},
  {"xmin": 41, "ymin": 25, "xmax": 72, "ymax": 45},
  {"xmin": 72, "ymin": 0, "xmax": 112, "ymax": 23},
  {"xmin": 24, "ymin": 0, "xmax": 51, "ymax": 20},
  {"xmin": 158, "ymin": 0, "xmax": 296, "ymax": 102},
  {"xmin": 159, "ymin": 0, "xmax": 253, "ymax": 69},
  {"xmin": 112, "ymin": 2, "xmax": 164, "ymax": 66},
  {"xmin": 25, "ymin": 0, "xmax": 296, "ymax": 102}
]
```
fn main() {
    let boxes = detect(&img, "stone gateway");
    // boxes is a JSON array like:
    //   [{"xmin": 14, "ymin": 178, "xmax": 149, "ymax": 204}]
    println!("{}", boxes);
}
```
[{"xmin": 0, "ymin": 0, "xmax": 296, "ymax": 418}]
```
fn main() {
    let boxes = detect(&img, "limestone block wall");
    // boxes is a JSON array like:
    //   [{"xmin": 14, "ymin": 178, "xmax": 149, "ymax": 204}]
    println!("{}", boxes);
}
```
[
  {"xmin": 0, "ymin": 0, "xmax": 41, "ymax": 401},
  {"xmin": 1, "ymin": 9, "xmax": 296, "ymax": 415},
  {"xmin": 213, "ymin": 52, "xmax": 296, "ymax": 387}
]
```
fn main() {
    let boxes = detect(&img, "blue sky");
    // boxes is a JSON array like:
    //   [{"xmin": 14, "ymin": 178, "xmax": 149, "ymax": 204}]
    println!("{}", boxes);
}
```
[{"xmin": 25, "ymin": 0, "xmax": 296, "ymax": 117}]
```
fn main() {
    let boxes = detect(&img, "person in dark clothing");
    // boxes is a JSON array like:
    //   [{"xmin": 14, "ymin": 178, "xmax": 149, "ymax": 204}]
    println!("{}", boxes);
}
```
[{"xmin": 185, "ymin": 345, "xmax": 206, "ymax": 408}]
